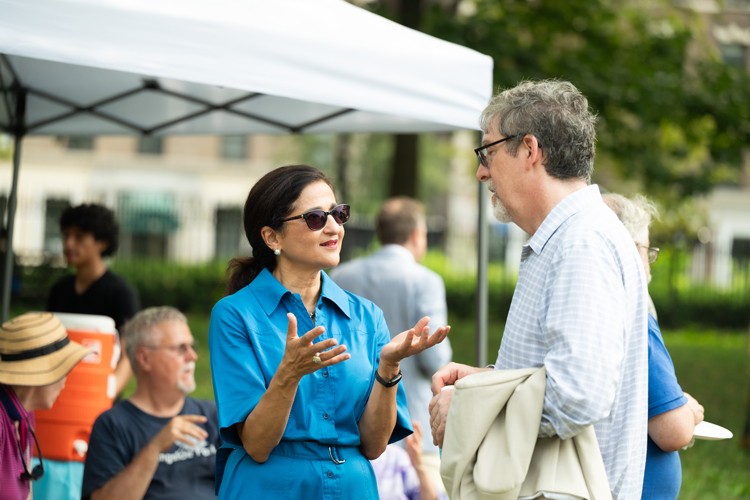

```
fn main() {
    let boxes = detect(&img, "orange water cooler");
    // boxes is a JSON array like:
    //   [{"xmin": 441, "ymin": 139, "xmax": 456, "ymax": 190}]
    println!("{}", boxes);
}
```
[{"xmin": 34, "ymin": 313, "xmax": 118, "ymax": 462}]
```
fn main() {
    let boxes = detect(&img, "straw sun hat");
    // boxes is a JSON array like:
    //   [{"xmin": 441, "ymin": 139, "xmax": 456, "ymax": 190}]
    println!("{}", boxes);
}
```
[{"xmin": 0, "ymin": 312, "xmax": 93, "ymax": 386}]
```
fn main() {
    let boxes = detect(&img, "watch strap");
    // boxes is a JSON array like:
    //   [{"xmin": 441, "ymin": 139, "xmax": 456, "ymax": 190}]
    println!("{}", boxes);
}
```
[{"xmin": 375, "ymin": 369, "xmax": 402, "ymax": 388}]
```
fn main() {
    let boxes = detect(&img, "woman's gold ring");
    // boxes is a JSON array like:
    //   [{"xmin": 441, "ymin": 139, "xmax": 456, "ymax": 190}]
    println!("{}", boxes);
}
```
[{"xmin": 312, "ymin": 353, "xmax": 322, "ymax": 365}]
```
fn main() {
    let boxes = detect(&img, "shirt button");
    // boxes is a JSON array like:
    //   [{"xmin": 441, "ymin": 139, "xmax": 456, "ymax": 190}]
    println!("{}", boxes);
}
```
[
  {"xmin": 323, "ymin": 412, "xmax": 329, "ymax": 420},
  {"xmin": 326, "ymin": 470, "xmax": 334, "ymax": 478},
  {"xmin": 322, "ymin": 370, "xmax": 329, "ymax": 378}
]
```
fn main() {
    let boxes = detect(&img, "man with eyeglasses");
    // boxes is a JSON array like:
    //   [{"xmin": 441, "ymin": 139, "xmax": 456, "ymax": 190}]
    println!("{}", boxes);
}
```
[
  {"xmin": 82, "ymin": 307, "xmax": 220, "ymax": 500},
  {"xmin": 429, "ymin": 80, "xmax": 649, "ymax": 499}
]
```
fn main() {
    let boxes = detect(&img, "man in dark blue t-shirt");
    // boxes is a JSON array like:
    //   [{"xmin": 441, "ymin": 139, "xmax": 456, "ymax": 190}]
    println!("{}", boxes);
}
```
[{"xmin": 82, "ymin": 307, "xmax": 220, "ymax": 500}]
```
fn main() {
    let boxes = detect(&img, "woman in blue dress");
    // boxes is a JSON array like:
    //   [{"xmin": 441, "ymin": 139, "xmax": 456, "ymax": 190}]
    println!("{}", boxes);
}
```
[{"xmin": 209, "ymin": 164, "xmax": 450, "ymax": 499}]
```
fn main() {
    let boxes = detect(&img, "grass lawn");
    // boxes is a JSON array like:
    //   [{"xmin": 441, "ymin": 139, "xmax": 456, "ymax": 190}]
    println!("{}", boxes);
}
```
[
  {"xmin": 187, "ymin": 313, "xmax": 749, "ymax": 497},
  {"xmin": 664, "ymin": 329, "xmax": 750, "ymax": 499}
]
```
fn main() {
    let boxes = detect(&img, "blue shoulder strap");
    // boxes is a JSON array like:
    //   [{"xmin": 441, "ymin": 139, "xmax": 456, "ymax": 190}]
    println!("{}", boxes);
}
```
[{"xmin": 0, "ymin": 385, "xmax": 23, "ymax": 421}]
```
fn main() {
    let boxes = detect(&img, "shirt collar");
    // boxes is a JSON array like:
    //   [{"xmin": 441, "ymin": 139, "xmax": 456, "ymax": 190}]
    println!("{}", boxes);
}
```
[
  {"xmin": 525, "ymin": 184, "xmax": 602, "ymax": 256},
  {"xmin": 253, "ymin": 267, "xmax": 351, "ymax": 319}
]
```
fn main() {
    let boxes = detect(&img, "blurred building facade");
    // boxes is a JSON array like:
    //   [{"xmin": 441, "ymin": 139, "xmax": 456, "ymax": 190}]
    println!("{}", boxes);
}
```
[
  {"xmin": 0, "ymin": 133, "xmax": 453, "ymax": 269},
  {"xmin": 681, "ymin": 0, "xmax": 750, "ymax": 287},
  {"xmin": 0, "ymin": 135, "xmax": 278, "ymax": 266}
]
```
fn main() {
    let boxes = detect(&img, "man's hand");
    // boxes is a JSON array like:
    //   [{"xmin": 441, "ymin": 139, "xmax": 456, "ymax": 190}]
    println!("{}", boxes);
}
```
[
  {"xmin": 152, "ymin": 414, "xmax": 209, "ymax": 452},
  {"xmin": 428, "ymin": 387, "xmax": 454, "ymax": 447},
  {"xmin": 428, "ymin": 363, "xmax": 490, "ymax": 447},
  {"xmin": 430, "ymin": 362, "xmax": 484, "ymax": 394}
]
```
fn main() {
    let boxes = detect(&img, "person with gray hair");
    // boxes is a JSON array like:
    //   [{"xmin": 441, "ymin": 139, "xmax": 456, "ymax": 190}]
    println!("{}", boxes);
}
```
[
  {"xmin": 603, "ymin": 193, "xmax": 704, "ymax": 499},
  {"xmin": 331, "ymin": 196, "xmax": 451, "ymax": 497},
  {"xmin": 82, "ymin": 307, "xmax": 220, "ymax": 500},
  {"xmin": 429, "ymin": 80, "xmax": 649, "ymax": 499},
  {"xmin": 602, "ymin": 193, "xmax": 660, "ymax": 318}
]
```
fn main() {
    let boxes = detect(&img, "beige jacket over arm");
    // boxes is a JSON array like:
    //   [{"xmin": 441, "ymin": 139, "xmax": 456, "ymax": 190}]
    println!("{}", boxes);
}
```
[{"xmin": 440, "ymin": 367, "xmax": 612, "ymax": 500}]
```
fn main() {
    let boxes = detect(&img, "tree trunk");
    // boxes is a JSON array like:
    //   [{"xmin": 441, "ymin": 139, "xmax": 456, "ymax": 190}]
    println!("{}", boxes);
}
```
[
  {"xmin": 387, "ymin": 0, "xmax": 423, "ymax": 198},
  {"xmin": 334, "ymin": 134, "xmax": 351, "ymax": 202},
  {"xmin": 388, "ymin": 134, "xmax": 419, "ymax": 197}
]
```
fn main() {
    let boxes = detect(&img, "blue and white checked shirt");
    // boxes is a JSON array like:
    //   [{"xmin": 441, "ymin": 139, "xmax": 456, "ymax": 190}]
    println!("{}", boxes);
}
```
[{"xmin": 496, "ymin": 185, "xmax": 649, "ymax": 499}]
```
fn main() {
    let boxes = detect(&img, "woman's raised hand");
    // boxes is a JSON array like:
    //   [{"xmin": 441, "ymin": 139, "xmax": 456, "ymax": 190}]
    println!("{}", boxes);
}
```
[
  {"xmin": 281, "ymin": 313, "xmax": 350, "ymax": 379},
  {"xmin": 379, "ymin": 316, "xmax": 450, "ymax": 365}
]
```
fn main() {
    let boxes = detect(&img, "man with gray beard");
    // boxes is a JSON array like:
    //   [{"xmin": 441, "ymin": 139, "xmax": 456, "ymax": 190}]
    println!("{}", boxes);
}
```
[
  {"xmin": 82, "ymin": 307, "xmax": 220, "ymax": 500},
  {"xmin": 429, "ymin": 80, "xmax": 648, "ymax": 499}
]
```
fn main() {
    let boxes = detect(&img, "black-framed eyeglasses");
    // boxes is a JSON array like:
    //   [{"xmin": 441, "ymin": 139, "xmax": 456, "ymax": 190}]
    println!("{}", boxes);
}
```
[
  {"xmin": 143, "ymin": 341, "xmax": 198, "ymax": 357},
  {"xmin": 282, "ymin": 204, "xmax": 350, "ymax": 231},
  {"xmin": 474, "ymin": 133, "xmax": 524, "ymax": 168},
  {"xmin": 17, "ymin": 421, "xmax": 44, "ymax": 481},
  {"xmin": 637, "ymin": 244, "xmax": 660, "ymax": 264}
]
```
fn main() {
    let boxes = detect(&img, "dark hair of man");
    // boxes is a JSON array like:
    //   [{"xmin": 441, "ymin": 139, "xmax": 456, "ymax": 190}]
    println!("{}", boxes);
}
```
[
  {"xmin": 375, "ymin": 197, "xmax": 424, "ymax": 246},
  {"xmin": 225, "ymin": 164, "xmax": 334, "ymax": 295},
  {"xmin": 59, "ymin": 203, "xmax": 120, "ymax": 257}
]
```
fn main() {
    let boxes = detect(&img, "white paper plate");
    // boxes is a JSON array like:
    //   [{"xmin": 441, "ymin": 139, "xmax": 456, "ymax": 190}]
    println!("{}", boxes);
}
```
[{"xmin": 693, "ymin": 421, "xmax": 733, "ymax": 440}]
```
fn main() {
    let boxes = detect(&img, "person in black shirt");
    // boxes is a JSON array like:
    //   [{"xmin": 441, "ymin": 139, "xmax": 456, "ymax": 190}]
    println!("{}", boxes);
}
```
[{"xmin": 46, "ymin": 203, "xmax": 140, "ymax": 395}]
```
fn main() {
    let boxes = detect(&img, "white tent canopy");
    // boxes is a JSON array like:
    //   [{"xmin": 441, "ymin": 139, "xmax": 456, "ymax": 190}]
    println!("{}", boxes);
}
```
[
  {"xmin": 0, "ymin": 0, "xmax": 494, "ymax": 338},
  {"xmin": 0, "ymin": 0, "xmax": 492, "ymax": 136}
]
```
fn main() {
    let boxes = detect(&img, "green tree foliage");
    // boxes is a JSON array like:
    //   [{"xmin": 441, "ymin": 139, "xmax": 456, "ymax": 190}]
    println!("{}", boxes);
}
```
[
  {"xmin": 293, "ymin": 132, "xmax": 394, "ymax": 215},
  {"xmin": 416, "ymin": 0, "xmax": 750, "ymax": 205}
]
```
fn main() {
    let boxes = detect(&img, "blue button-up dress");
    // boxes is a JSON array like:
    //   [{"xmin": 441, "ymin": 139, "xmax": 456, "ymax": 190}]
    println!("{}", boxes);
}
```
[{"xmin": 209, "ymin": 269, "xmax": 412, "ymax": 499}]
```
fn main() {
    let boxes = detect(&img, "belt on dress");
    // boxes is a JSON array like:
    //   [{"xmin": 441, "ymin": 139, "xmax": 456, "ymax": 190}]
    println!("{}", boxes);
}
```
[{"xmin": 271, "ymin": 440, "xmax": 360, "ymax": 464}]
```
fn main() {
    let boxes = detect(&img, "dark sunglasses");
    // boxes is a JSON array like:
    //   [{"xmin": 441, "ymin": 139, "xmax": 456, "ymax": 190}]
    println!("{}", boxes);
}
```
[
  {"xmin": 17, "ymin": 422, "xmax": 44, "ymax": 481},
  {"xmin": 282, "ymin": 204, "xmax": 350, "ymax": 231}
]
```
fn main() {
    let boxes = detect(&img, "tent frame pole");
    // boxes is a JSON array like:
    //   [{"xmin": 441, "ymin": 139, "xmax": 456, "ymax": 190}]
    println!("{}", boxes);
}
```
[{"xmin": 2, "ymin": 87, "xmax": 25, "ymax": 322}]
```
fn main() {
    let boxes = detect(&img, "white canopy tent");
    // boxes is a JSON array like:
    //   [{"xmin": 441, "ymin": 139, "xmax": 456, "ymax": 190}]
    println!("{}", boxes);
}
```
[
  {"xmin": 0, "ymin": 0, "xmax": 491, "ymax": 136},
  {"xmin": 0, "ymin": 0, "xmax": 494, "ymax": 362}
]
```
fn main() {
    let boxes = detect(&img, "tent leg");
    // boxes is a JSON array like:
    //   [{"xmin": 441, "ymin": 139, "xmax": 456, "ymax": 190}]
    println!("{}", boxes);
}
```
[
  {"xmin": 2, "ymin": 91, "xmax": 26, "ymax": 323},
  {"xmin": 1, "ymin": 133, "xmax": 22, "ymax": 322},
  {"xmin": 476, "ymin": 181, "xmax": 489, "ymax": 366}
]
